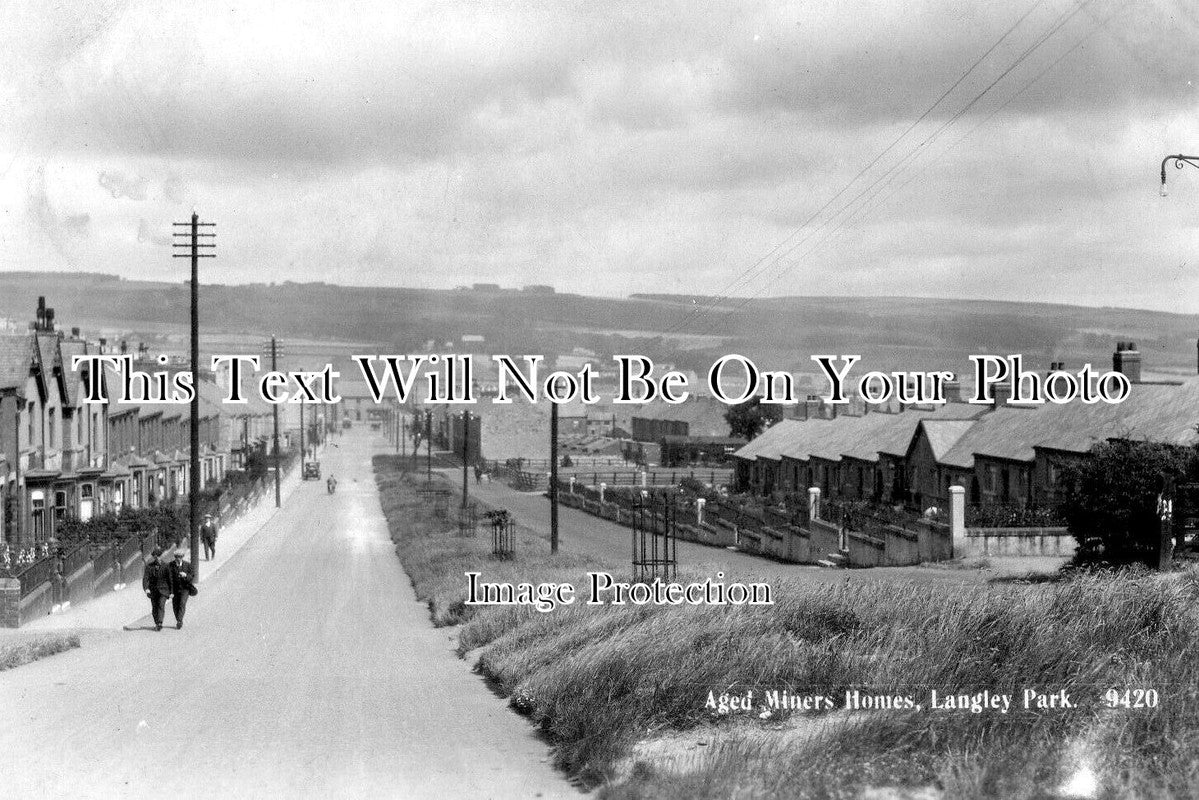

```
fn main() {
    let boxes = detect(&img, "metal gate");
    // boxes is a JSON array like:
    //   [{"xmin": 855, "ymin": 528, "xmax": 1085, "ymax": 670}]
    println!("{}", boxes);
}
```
[
  {"xmin": 487, "ymin": 509, "xmax": 516, "ymax": 559},
  {"xmin": 631, "ymin": 493, "xmax": 677, "ymax": 583}
]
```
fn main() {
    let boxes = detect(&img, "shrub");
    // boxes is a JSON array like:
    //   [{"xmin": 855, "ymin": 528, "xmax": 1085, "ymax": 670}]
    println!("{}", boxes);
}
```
[{"xmin": 1060, "ymin": 439, "xmax": 1198, "ymax": 564}]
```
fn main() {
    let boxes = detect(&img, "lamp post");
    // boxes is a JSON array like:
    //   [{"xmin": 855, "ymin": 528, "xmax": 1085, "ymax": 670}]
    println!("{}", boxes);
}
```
[{"xmin": 1160, "ymin": 155, "xmax": 1199, "ymax": 196}]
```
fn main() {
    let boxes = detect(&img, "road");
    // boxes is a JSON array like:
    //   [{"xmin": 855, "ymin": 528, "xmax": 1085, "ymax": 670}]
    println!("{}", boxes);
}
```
[
  {"xmin": 463, "ymin": 476, "xmax": 1042, "ymax": 584},
  {"xmin": 0, "ymin": 432, "xmax": 578, "ymax": 800}
]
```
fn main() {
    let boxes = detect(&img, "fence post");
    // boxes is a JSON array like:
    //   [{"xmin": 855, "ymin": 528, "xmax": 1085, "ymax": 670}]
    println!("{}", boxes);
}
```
[
  {"xmin": 569, "ymin": 476, "xmax": 576, "ymax": 494},
  {"xmin": 950, "ymin": 485, "xmax": 966, "ymax": 558},
  {"xmin": 808, "ymin": 487, "xmax": 821, "ymax": 522},
  {"xmin": 696, "ymin": 498, "xmax": 705, "ymax": 526},
  {"xmin": 600, "ymin": 482, "xmax": 606, "ymax": 504}
]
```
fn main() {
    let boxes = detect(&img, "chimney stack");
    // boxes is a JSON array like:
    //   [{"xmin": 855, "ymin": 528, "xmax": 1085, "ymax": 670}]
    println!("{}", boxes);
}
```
[
  {"xmin": 943, "ymin": 374, "xmax": 962, "ymax": 403},
  {"xmin": 992, "ymin": 382, "xmax": 1013, "ymax": 408},
  {"xmin": 1113, "ymin": 341, "xmax": 1142, "ymax": 384},
  {"xmin": 44, "ymin": 307, "xmax": 55, "ymax": 332},
  {"xmin": 71, "ymin": 326, "xmax": 80, "ymax": 339}
]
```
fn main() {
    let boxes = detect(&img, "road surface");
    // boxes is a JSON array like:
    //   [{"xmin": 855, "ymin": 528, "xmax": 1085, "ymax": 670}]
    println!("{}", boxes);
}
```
[
  {"xmin": 462, "ymin": 475, "xmax": 1048, "ymax": 584},
  {"xmin": 0, "ymin": 432, "xmax": 578, "ymax": 800}
]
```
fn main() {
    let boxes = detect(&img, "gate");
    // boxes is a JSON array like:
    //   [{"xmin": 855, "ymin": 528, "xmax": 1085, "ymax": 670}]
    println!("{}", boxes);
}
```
[
  {"xmin": 487, "ymin": 509, "xmax": 516, "ymax": 559},
  {"xmin": 631, "ymin": 493, "xmax": 677, "ymax": 583}
]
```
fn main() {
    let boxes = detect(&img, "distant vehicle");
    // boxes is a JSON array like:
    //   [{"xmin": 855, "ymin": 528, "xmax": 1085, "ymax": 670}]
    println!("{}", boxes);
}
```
[
  {"xmin": 342, "ymin": 420, "xmax": 352, "ymax": 429},
  {"xmin": 303, "ymin": 461, "xmax": 322, "ymax": 480}
]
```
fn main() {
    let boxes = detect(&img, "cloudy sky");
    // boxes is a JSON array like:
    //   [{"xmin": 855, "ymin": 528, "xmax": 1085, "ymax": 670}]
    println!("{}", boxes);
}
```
[{"xmin": 1, "ymin": 0, "xmax": 1197, "ymax": 315}]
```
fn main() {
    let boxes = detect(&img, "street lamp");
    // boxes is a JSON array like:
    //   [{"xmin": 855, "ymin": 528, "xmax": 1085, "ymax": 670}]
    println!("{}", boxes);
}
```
[{"xmin": 1160, "ymin": 154, "xmax": 1199, "ymax": 196}]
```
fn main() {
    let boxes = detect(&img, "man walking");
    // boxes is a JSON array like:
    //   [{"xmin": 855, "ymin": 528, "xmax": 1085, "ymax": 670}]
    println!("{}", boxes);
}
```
[
  {"xmin": 200, "ymin": 513, "xmax": 218, "ymax": 561},
  {"xmin": 141, "ymin": 547, "xmax": 172, "ymax": 631},
  {"xmin": 167, "ymin": 547, "xmax": 196, "ymax": 629}
]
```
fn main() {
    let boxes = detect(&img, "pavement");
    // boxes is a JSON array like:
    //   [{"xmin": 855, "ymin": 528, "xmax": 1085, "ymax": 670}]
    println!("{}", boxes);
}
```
[
  {"xmin": 0, "ymin": 431, "xmax": 579, "ymax": 800},
  {"xmin": 20, "ymin": 467, "xmax": 303, "ymax": 635}
]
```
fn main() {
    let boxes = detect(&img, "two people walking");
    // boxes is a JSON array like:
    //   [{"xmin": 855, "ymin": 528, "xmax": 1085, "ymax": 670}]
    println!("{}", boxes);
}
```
[{"xmin": 142, "ymin": 546, "xmax": 198, "ymax": 631}]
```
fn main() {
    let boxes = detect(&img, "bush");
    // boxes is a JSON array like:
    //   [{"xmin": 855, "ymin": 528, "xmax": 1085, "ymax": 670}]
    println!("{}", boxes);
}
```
[{"xmin": 1060, "ymin": 439, "xmax": 1198, "ymax": 564}]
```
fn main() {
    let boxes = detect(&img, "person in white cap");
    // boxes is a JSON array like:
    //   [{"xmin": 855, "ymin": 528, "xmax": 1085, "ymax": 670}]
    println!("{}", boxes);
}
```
[{"xmin": 167, "ymin": 547, "xmax": 196, "ymax": 629}]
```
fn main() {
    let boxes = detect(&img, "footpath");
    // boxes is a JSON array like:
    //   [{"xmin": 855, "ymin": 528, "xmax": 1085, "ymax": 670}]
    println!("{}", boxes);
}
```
[{"xmin": 16, "ymin": 467, "xmax": 304, "ymax": 634}]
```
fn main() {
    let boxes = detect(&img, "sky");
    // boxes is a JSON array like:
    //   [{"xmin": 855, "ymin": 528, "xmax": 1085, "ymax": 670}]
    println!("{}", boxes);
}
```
[{"xmin": 0, "ymin": 0, "xmax": 1197, "ymax": 317}]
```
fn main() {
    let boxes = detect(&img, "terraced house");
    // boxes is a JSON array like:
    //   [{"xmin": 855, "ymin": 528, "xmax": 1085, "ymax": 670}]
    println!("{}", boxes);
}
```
[
  {"xmin": 0, "ymin": 299, "xmax": 273, "ymax": 550},
  {"xmin": 734, "ymin": 343, "xmax": 1199, "ymax": 514}
]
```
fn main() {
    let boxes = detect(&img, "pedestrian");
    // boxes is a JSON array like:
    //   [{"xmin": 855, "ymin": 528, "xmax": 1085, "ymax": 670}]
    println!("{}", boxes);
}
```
[
  {"xmin": 200, "ymin": 513, "xmax": 218, "ymax": 561},
  {"xmin": 473, "ymin": 464, "xmax": 482, "ymax": 485},
  {"xmin": 167, "ymin": 547, "xmax": 197, "ymax": 629},
  {"xmin": 142, "ymin": 547, "xmax": 172, "ymax": 631}
]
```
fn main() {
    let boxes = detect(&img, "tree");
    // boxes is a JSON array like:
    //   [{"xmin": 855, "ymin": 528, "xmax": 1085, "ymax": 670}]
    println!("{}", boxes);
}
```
[
  {"xmin": 724, "ymin": 397, "xmax": 784, "ymax": 441},
  {"xmin": 1060, "ymin": 439, "xmax": 1198, "ymax": 565}
]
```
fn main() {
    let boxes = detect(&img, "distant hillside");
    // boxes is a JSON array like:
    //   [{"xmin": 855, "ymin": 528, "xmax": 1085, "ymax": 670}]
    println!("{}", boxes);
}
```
[{"xmin": 1, "ymin": 272, "xmax": 1196, "ymax": 378}]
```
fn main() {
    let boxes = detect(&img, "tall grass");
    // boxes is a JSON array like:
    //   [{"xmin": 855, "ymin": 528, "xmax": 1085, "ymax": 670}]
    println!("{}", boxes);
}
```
[
  {"xmin": 375, "ymin": 456, "xmax": 1199, "ymax": 798},
  {"xmin": 0, "ymin": 632, "xmax": 81, "ymax": 671}
]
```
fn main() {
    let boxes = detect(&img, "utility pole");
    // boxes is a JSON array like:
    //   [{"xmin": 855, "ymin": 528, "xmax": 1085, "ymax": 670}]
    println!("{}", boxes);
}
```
[
  {"xmin": 461, "ymin": 409, "xmax": 470, "ymax": 507},
  {"xmin": 425, "ymin": 410, "xmax": 433, "ymax": 482},
  {"xmin": 550, "ymin": 394, "xmax": 559, "ymax": 554},
  {"xmin": 401, "ymin": 415, "xmax": 407, "ymax": 467},
  {"xmin": 173, "ymin": 212, "xmax": 214, "ymax": 578},
  {"xmin": 262, "ymin": 337, "xmax": 283, "ymax": 507}
]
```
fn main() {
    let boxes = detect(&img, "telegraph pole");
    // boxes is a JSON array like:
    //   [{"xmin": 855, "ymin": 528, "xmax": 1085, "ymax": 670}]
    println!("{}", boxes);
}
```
[
  {"xmin": 262, "ymin": 337, "xmax": 283, "ymax": 507},
  {"xmin": 173, "ymin": 212, "xmax": 214, "ymax": 578},
  {"xmin": 425, "ymin": 410, "xmax": 433, "ymax": 482},
  {"xmin": 550, "ymin": 396, "xmax": 559, "ymax": 554},
  {"xmin": 461, "ymin": 409, "xmax": 470, "ymax": 507}
]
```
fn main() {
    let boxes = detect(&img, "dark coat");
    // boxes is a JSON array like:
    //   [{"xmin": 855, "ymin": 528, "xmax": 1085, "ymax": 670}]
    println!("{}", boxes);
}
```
[
  {"xmin": 142, "ymin": 559, "xmax": 172, "ymax": 596},
  {"xmin": 168, "ymin": 560, "xmax": 195, "ymax": 595},
  {"xmin": 200, "ymin": 522, "xmax": 218, "ymax": 543}
]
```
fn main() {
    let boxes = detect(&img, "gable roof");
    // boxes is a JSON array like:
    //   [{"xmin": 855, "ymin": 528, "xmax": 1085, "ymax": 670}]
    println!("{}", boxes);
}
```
[
  {"xmin": 938, "ymin": 379, "xmax": 1199, "ymax": 468},
  {"xmin": 0, "ymin": 333, "xmax": 36, "ymax": 392}
]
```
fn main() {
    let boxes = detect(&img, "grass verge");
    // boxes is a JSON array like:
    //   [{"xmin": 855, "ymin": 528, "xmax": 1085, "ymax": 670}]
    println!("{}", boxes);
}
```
[
  {"xmin": 375, "ymin": 456, "xmax": 1199, "ymax": 799},
  {"xmin": 0, "ymin": 632, "xmax": 81, "ymax": 671}
]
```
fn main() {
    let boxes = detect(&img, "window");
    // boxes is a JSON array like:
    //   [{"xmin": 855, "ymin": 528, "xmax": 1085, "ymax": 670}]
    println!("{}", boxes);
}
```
[
  {"xmin": 54, "ymin": 490, "xmax": 67, "ymax": 524},
  {"xmin": 48, "ymin": 408, "xmax": 56, "ymax": 450},
  {"xmin": 30, "ymin": 491, "xmax": 45, "ymax": 542}
]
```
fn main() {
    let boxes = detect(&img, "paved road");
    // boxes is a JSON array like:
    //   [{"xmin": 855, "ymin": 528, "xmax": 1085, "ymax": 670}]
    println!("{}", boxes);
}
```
[
  {"xmin": 463, "ymin": 476, "xmax": 1033, "ymax": 585},
  {"xmin": 0, "ymin": 432, "xmax": 578, "ymax": 800}
]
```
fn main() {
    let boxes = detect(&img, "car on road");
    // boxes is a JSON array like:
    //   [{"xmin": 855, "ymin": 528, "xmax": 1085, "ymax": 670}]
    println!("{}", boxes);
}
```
[{"xmin": 303, "ymin": 461, "xmax": 322, "ymax": 480}]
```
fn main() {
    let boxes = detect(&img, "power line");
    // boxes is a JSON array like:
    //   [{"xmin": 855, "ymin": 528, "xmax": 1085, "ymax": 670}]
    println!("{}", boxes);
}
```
[
  {"xmin": 662, "ymin": 0, "xmax": 1049, "ymax": 335},
  {"xmin": 686, "ymin": 0, "xmax": 1101, "ymax": 336}
]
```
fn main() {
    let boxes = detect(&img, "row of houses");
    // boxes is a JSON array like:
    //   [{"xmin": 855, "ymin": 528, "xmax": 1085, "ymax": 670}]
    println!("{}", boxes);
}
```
[
  {"xmin": 0, "ymin": 299, "xmax": 285, "ymax": 549},
  {"xmin": 734, "ymin": 343, "xmax": 1199, "ymax": 513}
]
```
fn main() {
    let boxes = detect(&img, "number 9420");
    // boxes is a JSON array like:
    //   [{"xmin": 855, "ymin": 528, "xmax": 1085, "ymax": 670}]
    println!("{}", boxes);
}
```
[{"xmin": 1104, "ymin": 689, "xmax": 1159, "ymax": 709}]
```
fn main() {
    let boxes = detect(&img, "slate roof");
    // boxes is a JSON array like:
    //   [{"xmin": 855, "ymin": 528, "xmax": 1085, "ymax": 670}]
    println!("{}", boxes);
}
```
[
  {"xmin": 733, "ymin": 381, "xmax": 1199, "ymax": 470},
  {"xmin": 734, "ymin": 402, "xmax": 988, "ymax": 465},
  {"xmin": 0, "ymin": 332, "xmax": 36, "ymax": 391},
  {"xmin": 57, "ymin": 339, "xmax": 87, "ymax": 406},
  {"xmin": 938, "ymin": 379, "xmax": 1199, "ymax": 468}
]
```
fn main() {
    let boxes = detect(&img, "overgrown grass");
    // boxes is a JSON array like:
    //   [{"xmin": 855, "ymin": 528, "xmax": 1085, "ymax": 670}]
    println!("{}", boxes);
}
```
[
  {"xmin": 375, "ymin": 456, "xmax": 1199, "ymax": 799},
  {"xmin": 0, "ymin": 632, "xmax": 81, "ymax": 671}
]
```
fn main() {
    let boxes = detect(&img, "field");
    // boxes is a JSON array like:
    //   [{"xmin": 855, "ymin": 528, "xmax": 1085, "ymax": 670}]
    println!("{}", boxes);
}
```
[{"xmin": 374, "ymin": 456, "xmax": 1199, "ymax": 800}]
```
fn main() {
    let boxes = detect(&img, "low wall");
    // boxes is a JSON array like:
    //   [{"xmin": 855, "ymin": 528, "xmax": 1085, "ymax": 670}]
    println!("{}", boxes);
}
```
[
  {"xmin": 808, "ymin": 518, "xmax": 843, "ymax": 559},
  {"xmin": 847, "ymin": 531, "xmax": 885, "ymax": 567},
  {"xmin": 962, "ymin": 526, "xmax": 1075, "ymax": 558}
]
